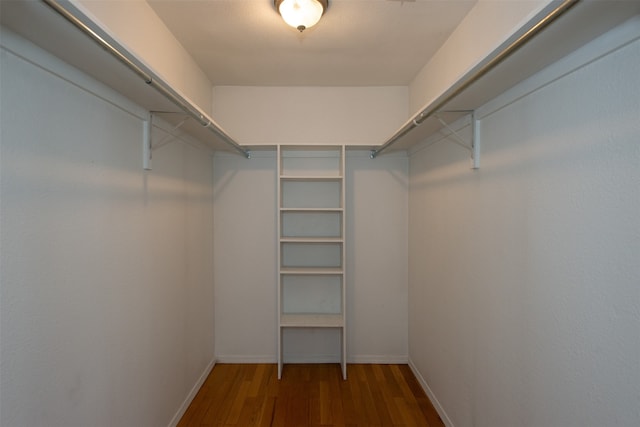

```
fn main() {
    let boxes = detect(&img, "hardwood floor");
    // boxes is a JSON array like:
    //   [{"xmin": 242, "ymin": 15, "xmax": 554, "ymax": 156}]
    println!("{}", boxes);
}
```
[{"xmin": 178, "ymin": 364, "xmax": 444, "ymax": 427}]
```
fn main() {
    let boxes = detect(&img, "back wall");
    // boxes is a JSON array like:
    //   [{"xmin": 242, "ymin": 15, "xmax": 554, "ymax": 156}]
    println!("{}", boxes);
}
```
[
  {"xmin": 213, "ymin": 149, "xmax": 408, "ymax": 363},
  {"xmin": 212, "ymin": 86, "xmax": 408, "ymax": 146}
]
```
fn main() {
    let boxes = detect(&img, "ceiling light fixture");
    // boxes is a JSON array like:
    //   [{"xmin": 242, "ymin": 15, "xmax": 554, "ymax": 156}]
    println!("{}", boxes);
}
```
[{"xmin": 275, "ymin": 0, "xmax": 328, "ymax": 32}]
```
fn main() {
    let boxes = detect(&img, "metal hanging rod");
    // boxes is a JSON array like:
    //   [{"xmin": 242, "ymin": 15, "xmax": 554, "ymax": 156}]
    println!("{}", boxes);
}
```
[
  {"xmin": 41, "ymin": 0, "xmax": 250, "ymax": 159},
  {"xmin": 370, "ymin": 0, "xmax": 580, "ymax": 159}
]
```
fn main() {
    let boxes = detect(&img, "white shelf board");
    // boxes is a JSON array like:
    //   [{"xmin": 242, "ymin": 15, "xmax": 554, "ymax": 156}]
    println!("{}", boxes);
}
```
[
  {"xmin": 280, "ymin": 237, "xmax": 343, "ymax": 243},
  {"xmin": 280, "ymin": 176, "xmax": 342, "ymax": 182},
  {"xmin": 279, "ymin": 145, "xmax": 343, "ymax": 152},
  {"xmin": 280, "ymin": 208, "xmax": 343, "ymax": 212},
  {"xmin": 280, "ymin": 267, "xmax": 343, "ymax": 275},
  {"xmin": 280, "ymin": 314, "xmax": 344, "ymax": 328},
  {"xmin": 0, "ymin": 0, "xmax": 241, "ymax": 154}
]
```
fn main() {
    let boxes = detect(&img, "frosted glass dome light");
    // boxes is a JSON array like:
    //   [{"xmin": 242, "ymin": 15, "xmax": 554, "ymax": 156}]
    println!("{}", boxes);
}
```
[{"xmin": 275, "ymin": 0, "xmax": 328, "ymax": 32}]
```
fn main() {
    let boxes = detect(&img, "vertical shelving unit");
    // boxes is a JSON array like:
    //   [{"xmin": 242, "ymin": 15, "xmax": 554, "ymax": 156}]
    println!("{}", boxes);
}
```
[{"xmin": 277, "ymin": 145, "xmax": 347, "ymax": 380}]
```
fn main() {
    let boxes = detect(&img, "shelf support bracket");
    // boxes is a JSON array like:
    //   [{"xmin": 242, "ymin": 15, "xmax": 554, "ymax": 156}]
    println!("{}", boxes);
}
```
[
  {"xmin": 435, "ymin": 110, "xmax": 480, "ymax": 169},
  {"xmin": 143, "ymin": 112, "xmax": 194, "ymax": 170},
  {"xmin": 143, "ymin": 115, "xmax": 152, "ymax": 170},
  {"xmin": 150, "ymin": 111, "xmax": 191, "ymax": 150},
  {"xmin": 434, "ymin": 114, "xmax": 472, "ymax": 151},
  {"xmin": 472, "ymin": 111, "xmax": 480, "ymax": 170}
]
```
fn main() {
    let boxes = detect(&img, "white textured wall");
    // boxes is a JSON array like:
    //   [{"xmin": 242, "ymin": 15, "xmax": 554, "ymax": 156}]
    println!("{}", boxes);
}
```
[
  {"xmin": 213, "ymin": 150, "xmax": 408, "ymax": 363},
  {"xmin": 212, "ymin": 86, "xmax": 408, "ymax": 146},
  {"xmin": 408, "ymin": 20, "xmax": 640, "ymax": 427},
  {"xmin": 346, "ymin": 151, "xmax": 409, "ymax": 362},
  {"xmin": 0, "ymin": 30, "xmax": 215, "ymax": 427},
  {"xmin": 212, "ymin": 152, "xmax": 278, "ymax": 362}
]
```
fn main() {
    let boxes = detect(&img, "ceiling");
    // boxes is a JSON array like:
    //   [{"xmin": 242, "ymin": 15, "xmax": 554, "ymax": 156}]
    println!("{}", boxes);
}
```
[{"xmin": 147, "ymin": 0, "xmax": 477, "ymax": 86}]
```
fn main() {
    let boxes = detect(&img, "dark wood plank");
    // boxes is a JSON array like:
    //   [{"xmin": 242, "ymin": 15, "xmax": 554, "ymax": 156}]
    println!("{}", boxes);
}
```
[{"xmin": 178, "ymin": 363, "xmax": 444, "ymax": 426}]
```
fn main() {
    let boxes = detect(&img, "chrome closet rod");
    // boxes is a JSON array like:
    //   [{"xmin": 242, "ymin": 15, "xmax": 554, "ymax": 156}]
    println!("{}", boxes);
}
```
[
  {"xmin": 41, "ymin": 0, "xmax": 250, "ymax": 159},
  {"xmin": 371, "ymin": 0, "xmax": 581, "ymax": 158}
]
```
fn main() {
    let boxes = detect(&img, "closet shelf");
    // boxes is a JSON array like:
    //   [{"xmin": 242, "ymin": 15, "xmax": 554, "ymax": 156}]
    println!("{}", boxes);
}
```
[
  {"xmin": 280, "ymin": 314, "xmax": 344, "ymax": 328},
  {"xmin": 371, "ymin": 0, "xmax": 640, "ymax": 155},
  {"xmin": 280, "ymin": 176, "xmax": 342, "ymax": 182},
  {"xmin": 277, "ymin": 145, "xmax": 347, "ymax": 379},
  {"xmin": 280, "ymin": 267, "xmax": 343, "ymax": 275},
  {"xmin": 280, "ymin": 237, "xmax": 343, "ymax": 243},
  {"xmin": 0, "ymin": 0, "xmax": 249, "ymax": 157},
  {"xmin": 280, "ymin": 208, "xmax": 343, "ymax": 213}
]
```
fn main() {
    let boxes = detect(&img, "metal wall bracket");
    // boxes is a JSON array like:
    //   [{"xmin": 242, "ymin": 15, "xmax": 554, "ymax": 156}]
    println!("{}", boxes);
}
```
[
  {"xmin": 472, "ymin": 112, "xmax": 480, "ymax": 170},
  {"xmin": 435, "ymin": 110, "xmax": 480, "ymax": 169},
  {"xmin": 143, "ymin": 112, "xmax": 193, "ymax": 170},
  {"xmin": 143, "ymin": 116, "xmax": 152, "ymax": 170},
  {"xmin": 142, "ymin": 112, "xmax": 252, "ymax": 170},
  {"xmin": 151, "ymin": 112, "xmax": 191, "ymax": 150}
]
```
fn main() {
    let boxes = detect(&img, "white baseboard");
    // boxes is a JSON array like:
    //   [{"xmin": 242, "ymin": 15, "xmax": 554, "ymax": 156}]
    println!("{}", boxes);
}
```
[
  {"xmin": 215, "ymin": 355, "xmax": 277, "ymax": 364},
  {"xmin": 283, "ymin": 354, "xmax": 340, "ymax": 363},
  {"xmin": 408, "ymin": 358, "xmax": 455, "ymax": 427},
  {"xmin": 348, "ymin": 355, "xmax": 409, "ymax": 364},
  {"xmin": 168, "ymin": 357, "xmax": 216, "ymax": 427},
  {"xmin": 215, "ymin": 354, "xmax": 409, "ymax": 364}
]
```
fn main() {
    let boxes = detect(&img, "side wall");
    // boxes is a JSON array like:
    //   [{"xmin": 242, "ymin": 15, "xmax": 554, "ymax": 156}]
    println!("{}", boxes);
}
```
[
  {"xmin": 0, "ymin": 29, "xmax": 215, "ymax": 427},
  {"xmin": 408, "ymin": 19, "xmax": 640, "ymax": 427},
  {"xmin": 213, "ymin": 150, "xmax": 408, "ymax": 363}
]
